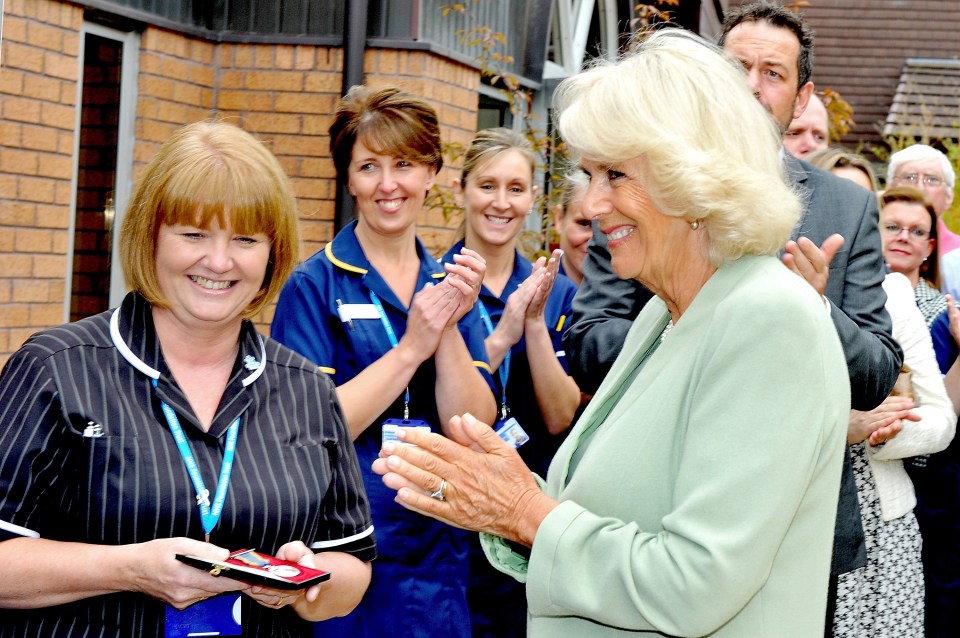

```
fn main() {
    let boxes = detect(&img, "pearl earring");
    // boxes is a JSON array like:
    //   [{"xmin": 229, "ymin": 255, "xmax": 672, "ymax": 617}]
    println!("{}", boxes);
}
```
[{"xmin": 690, "ymin": 220, "xmax": 701, "ymax": 230}]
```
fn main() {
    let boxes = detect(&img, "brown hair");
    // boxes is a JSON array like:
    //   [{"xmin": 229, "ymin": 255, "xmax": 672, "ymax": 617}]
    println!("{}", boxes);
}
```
[
  {"xmin": 120, "ymin": 120, "xmax": 301, "ymax": 318},
  {"xmin": 329, "ymin": 85, "xmax": 443, "ymax": 183},
  {"xmin": 806, "ymin": 147, "xmax": 878, "ymax": 191},
  {"xmin": 880, "ymin": 185, "xmax": 939, "ymax": 287}
]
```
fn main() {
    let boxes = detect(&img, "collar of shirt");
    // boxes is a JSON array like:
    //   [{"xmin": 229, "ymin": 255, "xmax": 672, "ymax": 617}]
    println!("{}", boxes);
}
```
[
  {"xmin": 326, "ymin": 220, "xmax": 446, "ymax": 313},
  {"xmin": 109, "ymin": 291, "xmax": 266, "ymax": 436}
]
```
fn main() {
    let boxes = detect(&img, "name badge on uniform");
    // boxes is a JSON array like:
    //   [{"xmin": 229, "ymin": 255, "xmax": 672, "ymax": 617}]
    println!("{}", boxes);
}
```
[
  {"xmin": 165, "ymin": 594, "xmax": 242, "ymax": 638},
  {"xmin": 382, "ymin": 419, "xmax": 432, "ymax": 446},
  {"xmin": 337, "ymin": 303, "xmax": 381, "ymax": 322},
  {"xmin": 495, "ymin": 417, "xmax": 529, "ymax": 448}
]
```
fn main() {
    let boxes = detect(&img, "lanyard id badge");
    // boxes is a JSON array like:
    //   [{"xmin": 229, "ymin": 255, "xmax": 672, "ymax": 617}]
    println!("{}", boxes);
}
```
[
  {"xmin": 369, "ymin": 291, "xmax": 433, "ymax": 441},
  {"xmin": 477, "ymin": 300, "xmax": 529, "ymax": 448},
  {"xmin": 165, "ymin": 593, "xmax": 242, "ymax": 637},
  {"xmin": 153, "ymin": 378, "xmax": 239, "ymax": 543}
]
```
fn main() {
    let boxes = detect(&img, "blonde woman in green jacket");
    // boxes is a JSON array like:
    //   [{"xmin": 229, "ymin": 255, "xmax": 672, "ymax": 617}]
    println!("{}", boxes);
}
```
[{"xmin": 374, "ymin": 30, "xmax": 850, "ymax": 637}]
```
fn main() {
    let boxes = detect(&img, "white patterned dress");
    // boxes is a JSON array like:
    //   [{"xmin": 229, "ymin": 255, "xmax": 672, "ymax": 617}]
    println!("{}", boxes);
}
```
[{"xmin": 832, "ymin": 442, "xmax": 925, "ymax": 637}]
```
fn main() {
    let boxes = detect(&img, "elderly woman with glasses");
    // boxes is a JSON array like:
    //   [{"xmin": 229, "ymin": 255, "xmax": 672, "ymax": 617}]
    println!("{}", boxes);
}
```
[{"xmin": 371, "ymin": 30, "xmax": 852, "ymax": 637}]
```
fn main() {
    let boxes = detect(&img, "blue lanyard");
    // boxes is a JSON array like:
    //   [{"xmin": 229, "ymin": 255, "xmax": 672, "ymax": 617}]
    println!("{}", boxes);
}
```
[
  {"xmin": 153, "ymin": 378, "xmax": 239, "ymax": 542},
  {"xmin": 368, "ymin": 290, "xmax": 412, "ymax": 419},
  {"xmin": 476, "ymin": 299, "xmax": 511, "ymax": 420}
]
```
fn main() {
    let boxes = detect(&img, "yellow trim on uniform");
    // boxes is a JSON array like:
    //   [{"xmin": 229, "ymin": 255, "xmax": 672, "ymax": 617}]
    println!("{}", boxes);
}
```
[
  {"xmin": 555, "ymin": 314, "xmax": 567, "ymax": 332},
  {"xmin": 474, "ymin": 360, "xmax": 493, "ymax": 374},
  {"xmin": 325, "ymin": 241, "xmax": 368, "ymax": 275},
  {"xmin": 431, "ymin": 272, "xmax": 446, "ymax": 279},
  {"xmin": 317, "ymin": 366, "xmax": 336, "ymax": 375}
]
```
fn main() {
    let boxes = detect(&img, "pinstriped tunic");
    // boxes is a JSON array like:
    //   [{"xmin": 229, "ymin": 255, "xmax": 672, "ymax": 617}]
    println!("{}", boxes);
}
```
[{"xmin": 0, "ymin": 292, "xmax": 375, "ymax": 637}]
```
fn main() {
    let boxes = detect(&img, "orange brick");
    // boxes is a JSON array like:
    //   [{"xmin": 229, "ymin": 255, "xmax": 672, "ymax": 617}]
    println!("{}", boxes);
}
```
[
  {"xmin": 0, "ymin": 305, "xmax": 30, "ymax": 329},
  {"xmin": 0, "ymin": 255, "xmax": 33, "ymax": 278},
  {"xmin": 294, "ymin": 46, "xmax": 315, "ymax": 71},
  {"xmin": 48, "ymin": 280, "xmax": 66, "ymax": 302},
  {"xmin": 301, "ymin": 158, "xmax": 336, "ymax": 179},
  {"xmin": 54, "ymin": 181, "xmax": 72, "ymax": 206},
  {"xmin": 217, "ymin": 90, "xmax": 273, "ymax": 111},
  {"xmin": 0, "ymin": 176, "xmax": 16, "ymax": 199},
  {"xmin": 0, "ymin": 282, "xmax": 11, "ymax": 304},
  {"xmin": 43, "ymin": 50, "xmax": 78, "ymax": 81},
  {"xmin": 10, "ymin": 327, "xmax": 41, "ymax": 352},
  {"xmin": 275, "ymin": 45, "xmax": 295, "ymax": 70},
  {"xmin": 13, "ymin": 279, "xmax": 49, "ymax": 302},
  {"xmin": 0, "ymin": 148, "xmax": 39, "ymax": 175},
  {"xmin": 0, "ymin": 67, "xmax": 25, "ymax": 95},
  {"xmin": 140, "ymin": 75, "xmax": 177, "ymax": 99},
  {"xmin": 20, "ymin": 125, "xmax": 58, "ymax": 152},
  {"xmin": 33, "ymin": 253, "xmax": 67, "ymax": 278},
  {"xmin": 0, "ymin": 202, "xmax": 34, "ymax": 225},
  {"xmin": 243, "ymin": 112, "xmax": 302, "ymax": 135},
  {"xmin": 35, "ymin": 204, "xmax": 70, "ymax": 229},
  {"xmin": 218, "ymin": 71, "xmax": 245, "ymax": 90},
  {"xmin": 2, "ymin": 15, "xmax": 27, "ymax": 43},
  {"xmin": 303, "ymin": 73, "xmax": 341, "ymax": 93},
  {"xmin": 57, "ymin": 130, "xmax": 74, "ymax": 154},
  {"xmin": 290, "ymin": 176, "xmax": 327, "ymax": 200},
  {"xmin": 274, "ymin": 92, "xmax": 331, "ymax": 114},
  {"xmin": 302, "ymin": 115, "xmax": 333, "ymax": 136},
  {"xmin": 316, "ymin": 48, "xmax": 341, "ymax": 72},
  {"xmin": 271, "ymin": 134, "xmax": 325, "ymax": 157},
  {"xmin": 0, "ymin": 122, "xmax": 21, "ymax": 146},
  {"xmin": 161, "ymin": 57, "xmax": 193, "ymax": 82},
  {"xmin": 30, "ymin": 302, "xmax": 64, "ymax": 327},
  {"xmin": 14, "ymin": 228, "xmax": 54, "ymax": 252},
  {"xmin": 36, "ymin": 153, "xmax": 71, "ymax": 180},
  {"xmin": 190, "ymin": 65, "xmax": 216, "ymax": 87},
  {"xmin": 254, "ymin": 46, "xmax": 274, "ymax": 69},
  {"xmin": 139, "ymin": 53, "xmax": 163, "ymax": 75},
  {"xmin": 27, "ymin": 21, "xmax": 64, "ymax": 52},
  {"xmin": 15, "ymin": 175, "xmax": 55, "ymax": 203},
  {"xmin": 63, "ymin": 32, "xmax": 80, "ymax": 57},
  {"xmin": 172, "ymin": 82, "xmax": 205, "ymax": 107},
  {"xmin": 40, "ymin": 101, "xmax": 74, "ymax": 130},
  {"xmin": 246, "ymin": 71, "xmax": 304, "ymax": 92},
  {"xmin": 378, "ymin": 50, "xmax": 399, "ymax": 75},
  {"xmin": 0, "ymin": 228, "xmax": 13, "ymax": 251},
  {"xmin": 51, "ymin": 228, "xmax": 70, "ymax": 253},
  {"xmin": 155, "ymin": 100, "xmax": 195, "ymax": 124},
  {"xmin": 235, "ymin": 44, "xmax": 256, "ymax": 68},
  {"xmin": 4, "ymin": 42, "xmax": 44, "ymax": 73}
]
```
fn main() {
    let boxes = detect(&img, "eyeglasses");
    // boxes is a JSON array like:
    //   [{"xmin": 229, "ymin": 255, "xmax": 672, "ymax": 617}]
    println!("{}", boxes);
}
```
[
  {"xmin": 894, "ymin": 173, "xmax": 945, "ymax": 188},
  {"xmin": 882, "ymin": 224, "xmax": 931, "ymax": 240}
]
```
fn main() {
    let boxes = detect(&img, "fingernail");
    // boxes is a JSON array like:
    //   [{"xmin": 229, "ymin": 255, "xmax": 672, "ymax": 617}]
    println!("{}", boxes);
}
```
[
  {"xmin": 382, "ymin": 442, "xmax": 396, "ymax": 453},
  {"xmin": 463, "ymin": 412, "xmax": 476, "ymax": 425}
]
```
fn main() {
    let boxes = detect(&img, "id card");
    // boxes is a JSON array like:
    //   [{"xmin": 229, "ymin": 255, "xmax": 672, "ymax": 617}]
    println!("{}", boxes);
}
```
[
  {"xmin": 495, "ymin": 417, "xmax": 529, "ymax": 448},
  {"xmin": 382, "ymin": 418, "xmax": 432, "ymax": 446},
  {"xmin": 165, "ymin": 594, "xmax": 242, "ymax": 638}
]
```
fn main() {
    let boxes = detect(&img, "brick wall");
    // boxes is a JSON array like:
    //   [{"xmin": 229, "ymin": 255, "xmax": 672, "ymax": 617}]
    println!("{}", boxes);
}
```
[
  {"xmin": 0, "ymin": 2, "xmax": 482, "ymax": 363},
  {"xmin": 0, "ymin": 0, "xmax": 82, "ymax": 369}
]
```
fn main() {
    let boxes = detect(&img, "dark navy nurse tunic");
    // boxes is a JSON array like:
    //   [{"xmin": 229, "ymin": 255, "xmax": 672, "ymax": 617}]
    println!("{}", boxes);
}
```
[
  {"xmin": 441, "ymin": 240, "xmax": 577, "ymax": 638},
  {"xmin": 272, "ymin": 222, "xmax": 494, "ymax": 638}
]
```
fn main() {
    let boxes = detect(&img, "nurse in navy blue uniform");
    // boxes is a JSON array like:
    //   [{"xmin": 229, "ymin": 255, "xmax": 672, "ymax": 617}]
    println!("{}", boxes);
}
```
[
  {"xmin": 441, "ymin": 128, "xmax": 580, "ymax": 638},
  {"xmin": 271, "ymin": 86, "xmax": 497, "ymax": 638}
]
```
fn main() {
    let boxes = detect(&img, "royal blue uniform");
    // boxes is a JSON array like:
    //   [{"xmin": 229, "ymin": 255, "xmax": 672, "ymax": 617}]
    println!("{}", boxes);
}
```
[
  {"xmin": 441, "ymin": 240, "xmax": 577, "ymax": 638},
  {"xmin": 273, "ymin": 223, "xmax": 494, "ymax": 638}
]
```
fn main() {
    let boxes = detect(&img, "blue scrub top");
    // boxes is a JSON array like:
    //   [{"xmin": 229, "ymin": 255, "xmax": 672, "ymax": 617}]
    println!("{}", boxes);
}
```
[
  {"xmin": 272, "ymin": 222, "xmax": 494, "ymax": 638},
  {"xmin": 442, "ymin": 240, "xmax": 577, "ymax": 477}
]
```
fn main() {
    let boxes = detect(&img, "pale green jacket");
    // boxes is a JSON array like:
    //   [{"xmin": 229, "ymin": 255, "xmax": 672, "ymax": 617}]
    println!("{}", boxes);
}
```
[{"xmin": 484, "ymin": 255, "xmax": 850, "ymax": 637}]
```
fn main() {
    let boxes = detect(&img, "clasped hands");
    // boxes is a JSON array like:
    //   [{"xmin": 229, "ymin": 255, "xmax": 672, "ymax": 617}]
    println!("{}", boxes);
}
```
[{"xmin": 372, "ymin": 413, "xmax": 555, "ymax": 548}]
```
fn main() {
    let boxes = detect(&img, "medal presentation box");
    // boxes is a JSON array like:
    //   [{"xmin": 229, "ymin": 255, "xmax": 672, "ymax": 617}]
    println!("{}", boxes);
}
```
[{"xmin": 177, "ymin": 549, "xmax": 331, "ymax": 590}]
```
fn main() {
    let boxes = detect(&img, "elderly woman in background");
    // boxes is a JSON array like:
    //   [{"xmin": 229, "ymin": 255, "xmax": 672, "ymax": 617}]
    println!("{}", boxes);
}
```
[
  {"xmin": 271, "ymin": 85, "xmax": 496, "ymax": 638},
  {"xmin": 373, "ymin": 30, "xmax": 850, "ymax": 636},
  {"xmin": 0, "ymin": 121, "xmax": 375, "ymax": 637},
  {"xmin": 808, "ymin": 146, "xmax": 956, "ymax": 636}
]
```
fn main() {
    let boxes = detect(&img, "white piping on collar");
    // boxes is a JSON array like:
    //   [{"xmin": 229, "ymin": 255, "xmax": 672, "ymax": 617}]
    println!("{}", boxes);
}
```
[
  {"xmin": 110, "ymin": 308, "xmax": 160, "ymax": 380},
  {"xmin": 111, "ymin": 307, "xmax": 267, "ymax": 387}
]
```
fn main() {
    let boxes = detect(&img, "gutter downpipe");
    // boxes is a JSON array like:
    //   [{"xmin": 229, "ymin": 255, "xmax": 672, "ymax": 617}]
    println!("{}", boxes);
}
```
[{"xmin": 334, "ymin": 0, "xmax": 369, "ymax": 233}]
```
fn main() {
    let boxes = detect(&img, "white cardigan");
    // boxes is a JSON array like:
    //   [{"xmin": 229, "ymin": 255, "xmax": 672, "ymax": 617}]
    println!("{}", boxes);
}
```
[{"xmin": 866, "ymin": 272, "xmax": 957, "ymax": 521}]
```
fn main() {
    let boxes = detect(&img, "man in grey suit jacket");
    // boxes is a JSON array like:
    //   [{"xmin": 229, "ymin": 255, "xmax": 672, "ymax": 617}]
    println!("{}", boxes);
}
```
[{"xmin": 563, "ymin": 3, "xmax": 903, "ymax": 625}]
